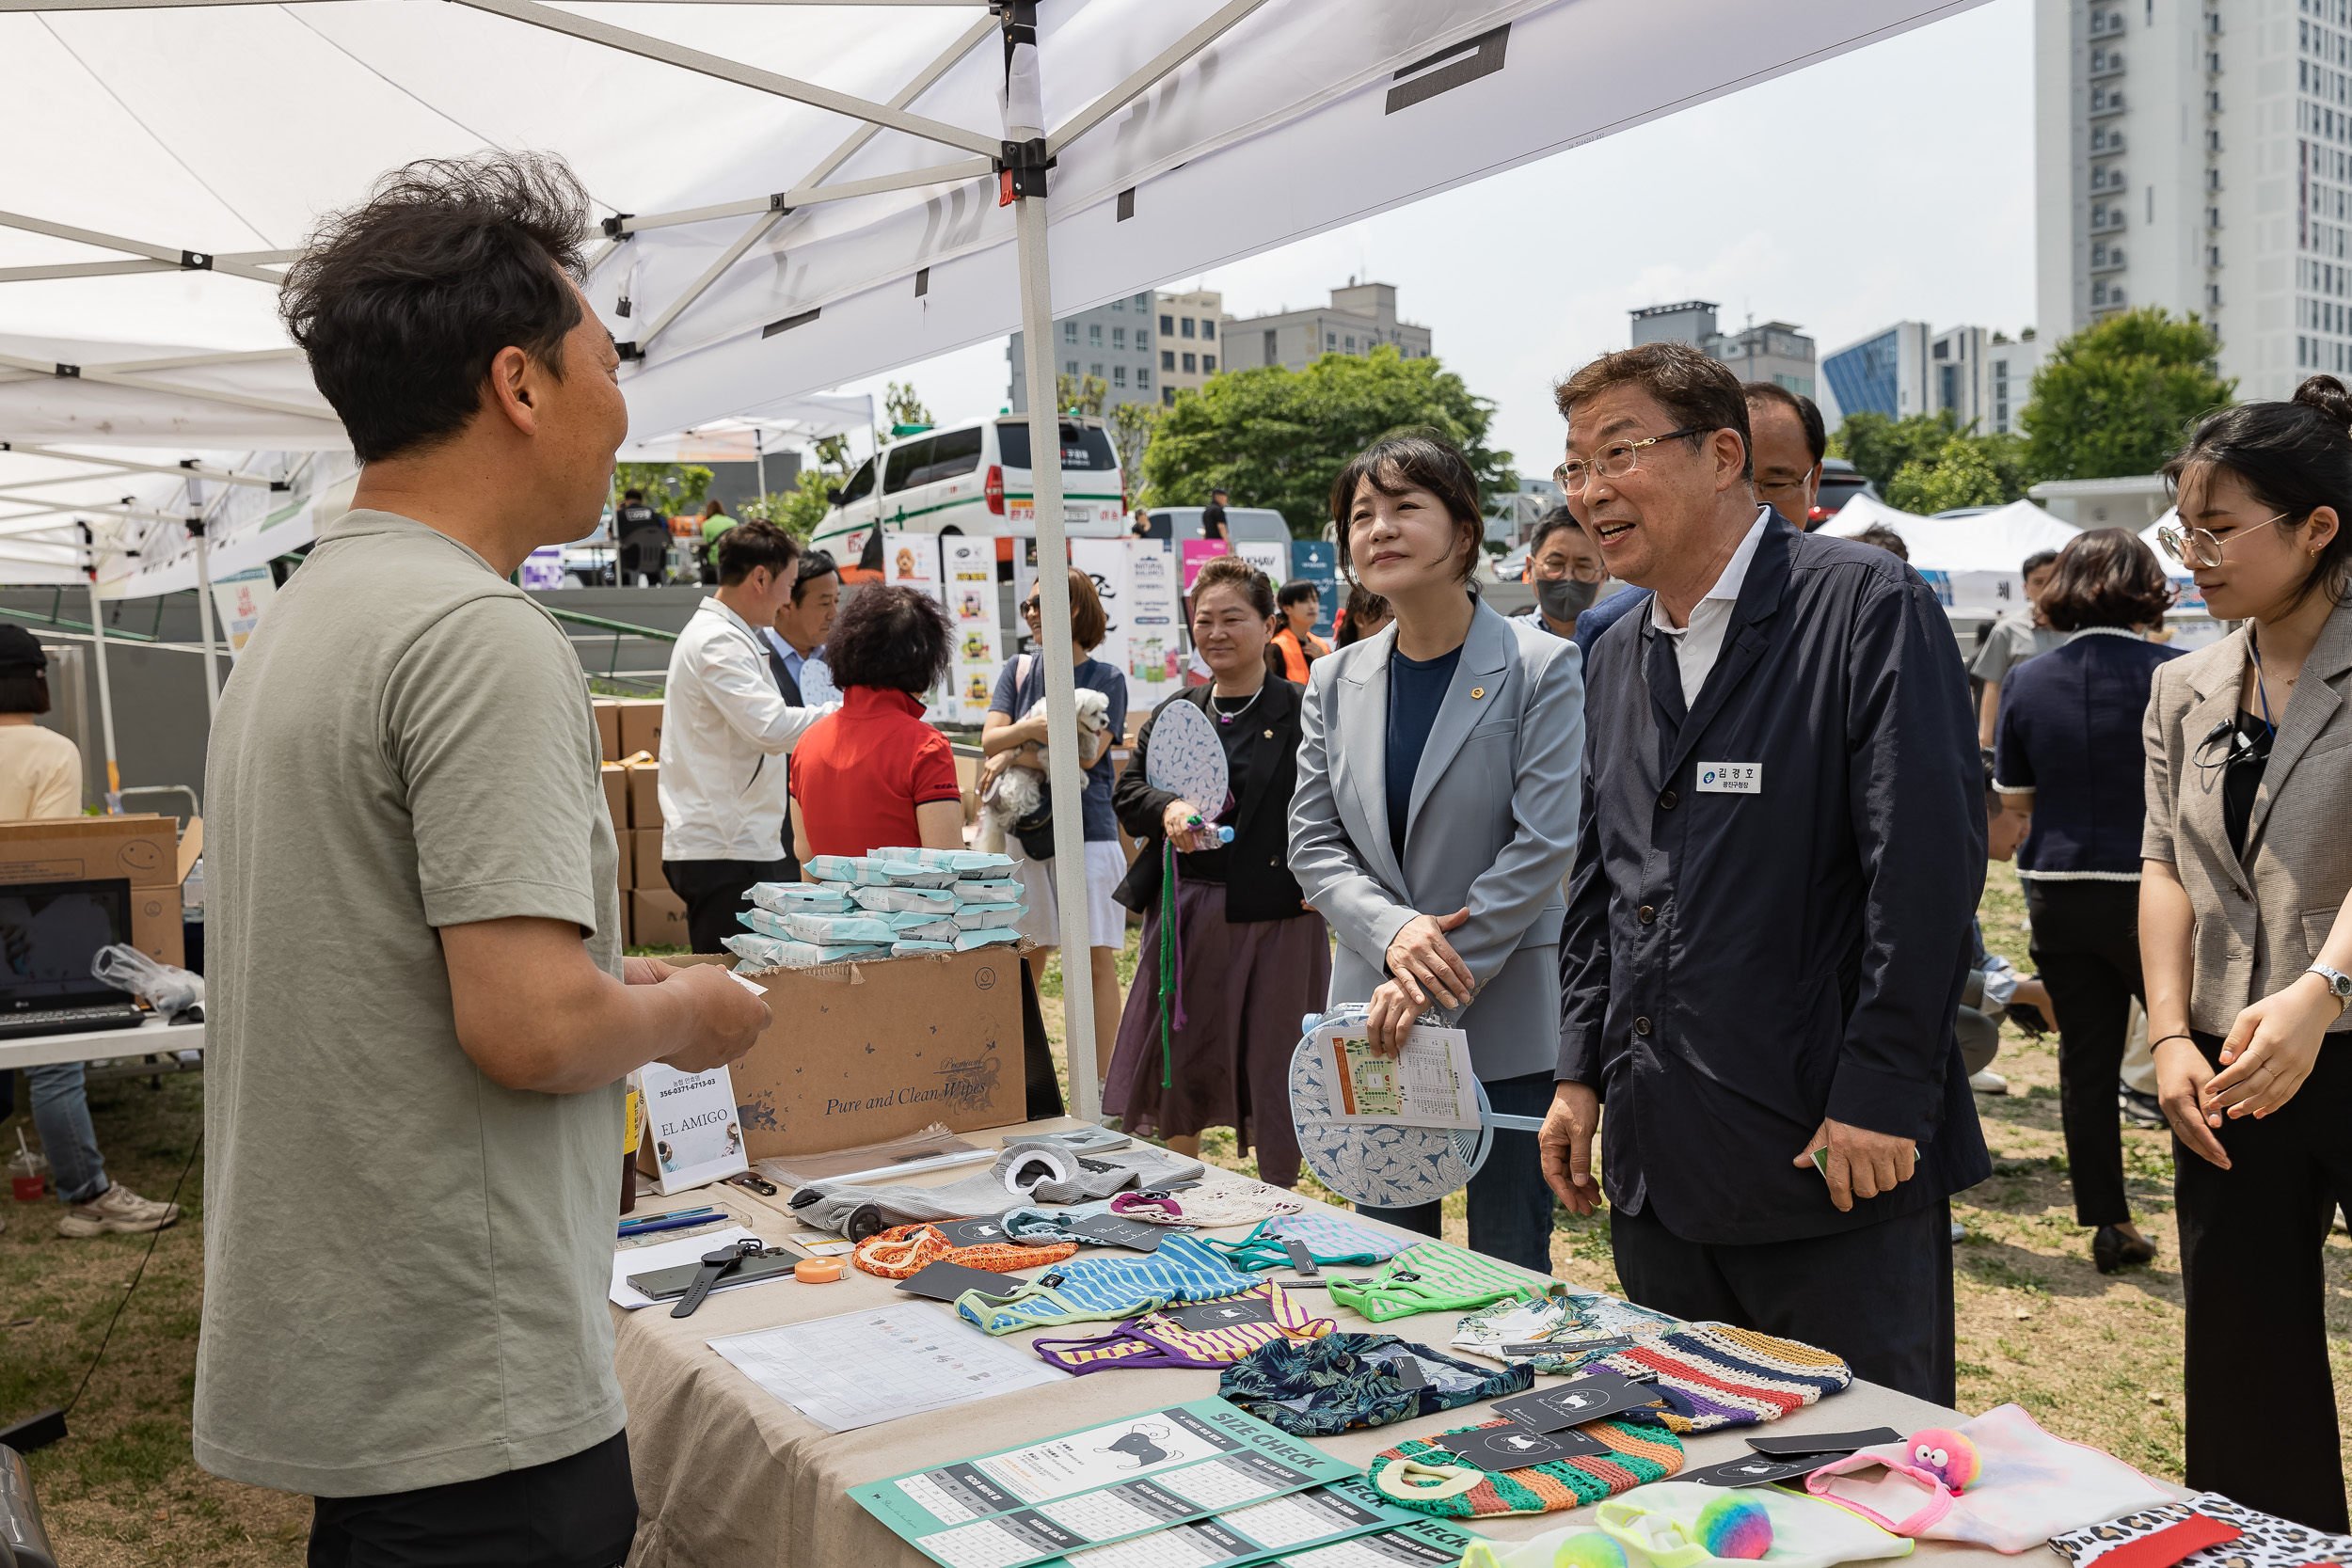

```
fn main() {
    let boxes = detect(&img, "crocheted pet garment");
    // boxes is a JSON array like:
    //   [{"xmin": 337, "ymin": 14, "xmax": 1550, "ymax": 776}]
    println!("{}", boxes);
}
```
[
  {"xmin": 1537, "ymin": 1323, "xmax": 1853, "ymax": 1433},
  {"xmin": 850, "ymin": 1221, "xmax": 1076, "ymax": 1281},
  {"xmin": 1031, "ymin": 1282, "xmax": 1334, "ymax": 1372},
  {"xmin": 1371, "ymin": 1418, "xmax": 1685, "ymax": 1518}
]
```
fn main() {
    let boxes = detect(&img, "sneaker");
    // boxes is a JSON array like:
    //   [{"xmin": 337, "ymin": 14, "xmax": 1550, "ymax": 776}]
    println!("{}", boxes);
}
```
[
  {"xmin": 2119, "ymin": 1085, "xmax": 2165, "ymax": 1129},
  {"xmin": 56, "ymin": 1183, "xmax": 181, "ymax": 1238},
  {"xmin": 1949, "ymin": 1220, "xmax": 1968, "ymax": 1243},
  {"xmin": 1968, "ymin": 1069, "xmax": 2009, "ymax": 1095}
]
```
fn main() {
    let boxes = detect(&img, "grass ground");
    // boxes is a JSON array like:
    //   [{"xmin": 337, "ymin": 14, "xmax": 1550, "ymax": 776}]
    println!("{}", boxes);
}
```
[{"xmin": 5, "ymin": 885, "xmax": 2345, "ymax": 1563}]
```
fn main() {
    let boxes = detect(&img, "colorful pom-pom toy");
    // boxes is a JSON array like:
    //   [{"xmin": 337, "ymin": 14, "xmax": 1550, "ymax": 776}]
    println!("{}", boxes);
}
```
[
  {"xmin": 1550, "ymin": 1531, "xmax": 1630, "ymax": 1568},
  {"xmin": 1694, "ymin": 1493, "xmax": 1774, "ymax": 1560},
  {"xmin": 1908, "ymin": 1426, "xmax": 1980, "ymax": 1491}
]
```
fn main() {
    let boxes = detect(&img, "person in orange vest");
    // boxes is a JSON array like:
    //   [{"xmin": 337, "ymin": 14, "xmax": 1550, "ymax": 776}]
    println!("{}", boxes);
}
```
[{"xmin": 1269, "ymin": 579, "xmax": 1330, "ymax": 683}]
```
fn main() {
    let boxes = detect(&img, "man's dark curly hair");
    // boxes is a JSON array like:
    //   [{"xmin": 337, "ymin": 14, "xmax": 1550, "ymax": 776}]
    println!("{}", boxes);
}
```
[
  {"xmin": 825, "ymin": 585, "xmax": 954, "ymax": 696},
  {"xmin": 279, "ymin": 151, "xmax": 593, "ymax": 463}
]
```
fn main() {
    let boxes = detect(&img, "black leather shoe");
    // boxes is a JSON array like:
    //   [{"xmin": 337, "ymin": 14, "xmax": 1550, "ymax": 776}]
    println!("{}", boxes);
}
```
[{"xmin": 2092, "ymin": 1225, "xmax": 2156, "ymax": 1275}]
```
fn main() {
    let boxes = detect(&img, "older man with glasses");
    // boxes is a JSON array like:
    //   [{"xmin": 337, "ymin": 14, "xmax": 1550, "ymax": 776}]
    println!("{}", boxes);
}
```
[
  {"xmin": 1540, "ymin": 341, "xmax": 1988, "ymax": 1405},
  {"xmin": 1565, "ymin": 381, "xmax": 1828, "ymax": 662}
]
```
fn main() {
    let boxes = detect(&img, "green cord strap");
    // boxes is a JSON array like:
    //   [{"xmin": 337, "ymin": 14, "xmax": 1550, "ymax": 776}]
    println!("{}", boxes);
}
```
[{"xmin": 1157, "ymin": 839, "xmax": 1178, "ymax": 1088}]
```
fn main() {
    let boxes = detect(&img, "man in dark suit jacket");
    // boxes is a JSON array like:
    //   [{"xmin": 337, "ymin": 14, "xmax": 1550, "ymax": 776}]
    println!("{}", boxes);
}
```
[
  {"xmin": 1540, "ymin": 343, "xmax": 1988, "ymax": 1404},
  {"xmin": 763, "ymin": 549, "xmax": 839, "ymax": 879}
]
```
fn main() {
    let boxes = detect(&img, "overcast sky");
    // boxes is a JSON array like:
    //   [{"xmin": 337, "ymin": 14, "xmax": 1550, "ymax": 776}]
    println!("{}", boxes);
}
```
[{"xmin": 832, "ymin": 0, "xmax": 2038, "ymax": 481}]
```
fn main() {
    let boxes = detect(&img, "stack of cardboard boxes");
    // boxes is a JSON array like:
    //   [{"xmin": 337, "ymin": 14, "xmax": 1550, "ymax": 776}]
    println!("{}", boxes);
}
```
[{"xmin": 594, "ymin": 697, "xmax": 691, "ymax": 950}]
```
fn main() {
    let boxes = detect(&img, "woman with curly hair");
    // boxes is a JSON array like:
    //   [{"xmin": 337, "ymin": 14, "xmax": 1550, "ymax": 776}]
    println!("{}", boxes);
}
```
[{"xmin": 788, "ymin": 585, "xmax": 963, "ymax": 860}]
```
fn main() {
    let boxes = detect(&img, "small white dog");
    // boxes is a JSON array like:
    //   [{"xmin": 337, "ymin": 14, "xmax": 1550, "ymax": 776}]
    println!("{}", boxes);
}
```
[{"xmin": 976, "ymin": 688, "xmax": 1112, "ymax": 852}]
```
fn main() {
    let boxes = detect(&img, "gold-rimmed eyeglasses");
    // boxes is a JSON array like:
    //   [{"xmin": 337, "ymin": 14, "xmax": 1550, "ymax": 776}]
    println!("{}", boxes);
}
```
[
  {"xmin": 1554, "ymin": 427, "xmax": 1705, "ymax": 493},
  {"xmin": 1531, "ymin": 559, "xmax": 1609, "ymax": 584},
  {"xmin": 2155, "ymin": 510, "xmax": 2294, "ymax": 570}
]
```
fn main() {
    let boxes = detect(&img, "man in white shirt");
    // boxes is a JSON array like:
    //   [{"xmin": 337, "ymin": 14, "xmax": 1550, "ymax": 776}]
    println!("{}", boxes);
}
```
[{"xmin": 660, "ymin": 520, "xmax": 835, "ymax": 950}]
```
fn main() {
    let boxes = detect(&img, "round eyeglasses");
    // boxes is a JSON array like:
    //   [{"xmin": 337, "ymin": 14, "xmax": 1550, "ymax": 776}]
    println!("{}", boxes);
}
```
[
  {"xmin": 2155, "ymin": 510, "xmax": 2293, "ymax": 570},
  {"xmin": 1554, "ymin": 427, "xmax": 1705, "ymax": 492}
]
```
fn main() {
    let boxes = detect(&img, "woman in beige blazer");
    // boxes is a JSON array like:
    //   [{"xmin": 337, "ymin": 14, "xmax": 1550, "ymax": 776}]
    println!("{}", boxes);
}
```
[{"xmin": 2142, "ymin": 376, "xmax": 2352, "ymax": 1532}]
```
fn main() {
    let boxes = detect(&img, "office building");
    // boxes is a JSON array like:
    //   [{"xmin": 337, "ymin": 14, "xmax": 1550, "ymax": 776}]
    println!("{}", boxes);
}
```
[
  {"xmin": 1984, "ymin": 332, "xmax": 2047, "ymax": 436},
  {"xmin": 1154, "ymin": 289, "xmax": 1225, "ymax": 403},
  {"xmin": 2033, "ymin": 0, "xmax": 2331, "ymax": 400},
  {"xmin": 1008, "ymin": 291, "xmax": 1160, "ymax": 413},
  {"xmin": 1218, "ymin": 281, "xmax": 1436, "ymax": 385},
  {"xmin": 1821, "ymin": 322, "xmax": 1934, "ymax": 423},
  {"xmin": 1627, "ymin": 301, "xmax": 1818, "ymax": 399},
  {"xmin": 1821, "ymin": 321, "xmax": 2044, "ymax": 432}
]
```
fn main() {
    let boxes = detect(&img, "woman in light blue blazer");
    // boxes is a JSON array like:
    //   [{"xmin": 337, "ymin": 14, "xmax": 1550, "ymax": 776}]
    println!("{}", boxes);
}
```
[{"xmin": 1288, "ymin": 430, "xmax": 1586, "ymax": 1272}]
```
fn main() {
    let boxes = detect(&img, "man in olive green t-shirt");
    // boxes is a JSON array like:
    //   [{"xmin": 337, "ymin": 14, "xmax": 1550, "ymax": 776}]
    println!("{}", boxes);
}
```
[{"xmin": 198, "ymin": 153, "xmax": 767, "ymax": 1565}]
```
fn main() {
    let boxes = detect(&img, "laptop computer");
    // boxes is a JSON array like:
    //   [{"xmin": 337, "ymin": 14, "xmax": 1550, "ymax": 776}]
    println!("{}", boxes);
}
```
[{"xmin": 0, "ymin": 878, "xmax": 149, "ymax": 1040}]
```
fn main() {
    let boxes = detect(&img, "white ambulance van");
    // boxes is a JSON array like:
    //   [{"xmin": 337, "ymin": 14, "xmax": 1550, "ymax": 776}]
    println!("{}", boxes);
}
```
[{"xmin": 812, "ymin": 415, "xmax": 1126, "ymax": 564}]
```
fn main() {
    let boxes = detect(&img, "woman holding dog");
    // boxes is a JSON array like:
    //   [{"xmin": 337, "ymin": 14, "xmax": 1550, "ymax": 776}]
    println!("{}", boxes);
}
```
[
  {"xmin": 1104, "ymin": 558, "xmax": 1329, "ymax": 1186},
  {"xmin": 983, "ymin": 567, "xmax": 1129, "ymax": 1076}
]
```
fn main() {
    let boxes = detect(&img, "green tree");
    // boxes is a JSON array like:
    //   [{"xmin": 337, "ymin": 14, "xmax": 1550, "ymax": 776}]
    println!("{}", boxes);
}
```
[
  {"xmin": 1105, "ymin": 400, "xmax": 1162, "ymax": 505},
  {"xmin": 1141, "ymin": 347, "xmax": 1513, "ymax": 538},
  {"xmin": 736, "ymin": 435, "xmax": 856, "ymax": 542},
  {"xmin": 2021, "ymin": 307, "xmax": 2235, "ymax": 480},
  {"xmin": 1886, "ymin": 436, "xmax": 2007, "ymax": 513},
  {"xmin": 610, "ymin": 463, "xmax": 712, "ymax": 514},
  {"xmin": 1829, "ymin": 411, "xmax": 1959, "ymax": 492},
  {"xmin": 1056, "ymin": 372, "xmax": 1109, "ymax": 417},
  {"xmin": 884, "ymin": 380, "xmax": 932, "ymax": 433}
]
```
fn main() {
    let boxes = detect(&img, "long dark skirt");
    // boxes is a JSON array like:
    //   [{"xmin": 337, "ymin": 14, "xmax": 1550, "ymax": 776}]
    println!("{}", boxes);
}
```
[{"xmin": 1103, "ymin": 879, "xmax": 1330, "ymax": 1189}]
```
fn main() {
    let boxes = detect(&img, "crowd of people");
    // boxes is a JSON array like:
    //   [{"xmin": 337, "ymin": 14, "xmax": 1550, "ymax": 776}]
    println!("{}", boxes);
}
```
[{"xmin": 24, "ymin": 152, "xmax": 2326, "ymax": 1561}]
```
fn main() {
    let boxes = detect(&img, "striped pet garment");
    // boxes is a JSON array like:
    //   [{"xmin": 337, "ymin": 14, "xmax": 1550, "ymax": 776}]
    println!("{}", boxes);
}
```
[
  {"xmin": 850, "ymin": 1221, "xmax": 1075, "ymax": 1281},
  {"xmin": 1537, "ymin": 1323, "xmax": 1853, "ymax": 1433},
  {"xmin": 1202, "ymin": 1212, "xmax": 1408, "ymax": 1272},
  {"xmin": 1031, "ymin": 1282, "xmax": 1334, "ymax": 1373},
  {"xmin": 1372, "ymin": 1418, "xmax": 1685, "ymax": 1518},
  {"xmin": 1328, "ymin": 1241, "xmax": 1558, "ymax": 1323},
  {"xmin": 953, "ymin": 1233, "xmax": 1256, "ymax": 1335}
]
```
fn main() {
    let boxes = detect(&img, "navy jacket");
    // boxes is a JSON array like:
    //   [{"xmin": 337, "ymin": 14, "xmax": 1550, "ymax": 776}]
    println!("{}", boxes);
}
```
[
  {"xmin": 1993, "ymin": 629, "xmax": 2181, "ymax": 878},
  {"xmin": 1559, "ymin": 515, "xmax": 1990, "ymax": 1245}
]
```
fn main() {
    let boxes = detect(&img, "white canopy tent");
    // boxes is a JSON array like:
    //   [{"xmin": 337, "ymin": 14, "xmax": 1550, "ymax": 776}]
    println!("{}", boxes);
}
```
[
  {"xmin": 1823, "ymin": 495, "xmax": 2080, "ymax": 615},
  {"xmin": 0, "ymin": 0, "xmax": 1991, "ymax": 1117}
]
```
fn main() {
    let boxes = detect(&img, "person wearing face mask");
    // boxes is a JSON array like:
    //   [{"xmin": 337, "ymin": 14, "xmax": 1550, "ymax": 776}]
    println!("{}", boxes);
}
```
[
  {"xmin": 1567, "ymin": 382, "xmax": 1826, "ymax": 663},
  {"xmin": 1515, "ymin": 507, "xmax": 1606, "ymax": 639},
  {"xmin": 1288, "ymin": 428, "xmax": 1586, "ymax": 1274},
  {"xmin": 1541, "ymin": 343, "xmax": 1987, "ymax": 1405},
  {"xmin": 2141, "ymin": 376, "xmax": 2352, "ymax": 1530}
]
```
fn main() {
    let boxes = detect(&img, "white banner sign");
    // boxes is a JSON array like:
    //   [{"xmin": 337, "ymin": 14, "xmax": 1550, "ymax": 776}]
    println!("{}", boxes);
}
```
[
  {"xmin": 880, "ymin": 531, "xmax": 952, "ymax": 721},
  {"xmin": 209, "ymin": 565, "xmax": 276, "ymax": 660},
  {"xmin": 942, "ymin": 534, "xmax": 1003, "ymax": 724}
]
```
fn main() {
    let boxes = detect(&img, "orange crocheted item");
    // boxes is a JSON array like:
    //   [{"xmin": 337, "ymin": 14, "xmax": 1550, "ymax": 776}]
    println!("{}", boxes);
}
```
[{"xmin": 850, "ymin": 1221, "xmax": 1077, "ymax": 1280}]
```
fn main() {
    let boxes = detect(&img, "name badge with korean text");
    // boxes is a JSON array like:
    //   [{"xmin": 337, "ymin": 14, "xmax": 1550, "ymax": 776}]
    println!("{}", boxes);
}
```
[{"xmin": 1695, "ymin": 763, "xmax": 1762, "ymax": 796}]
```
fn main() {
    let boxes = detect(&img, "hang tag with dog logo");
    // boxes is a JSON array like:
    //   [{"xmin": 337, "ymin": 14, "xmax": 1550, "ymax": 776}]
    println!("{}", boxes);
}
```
[
  {"xmin": 1069, "ymin": 1214, "xmax": 1190, "ymax": 1251},
  {"xmin": 1684, "ymin": 1451, "xmax": 1846, "ymax": 1488},
  {"xmin": 1491, "ymin": 1374, "xmax": 1665, "ymax": 1433},
  {"xmin": 934, "ymin": 1218, "xmax": 1013, "ymax": 1247},
  {"xmin": 1433, "ymin": 1423, "xmax": 1607, "ymax": 1471},
  {"xmin": 1162, "ymin": 1297, "xmax": 1278, "ymax": 1331}
]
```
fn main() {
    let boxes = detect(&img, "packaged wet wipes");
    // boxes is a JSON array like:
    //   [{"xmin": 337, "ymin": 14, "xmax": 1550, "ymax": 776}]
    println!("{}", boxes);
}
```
[
  {"xmin": 882, "ymin": 914, "xmax": 961, "ymax": 943},
  {"xmin": 746, "ymin": 881, "xmax": 854, "ymax": 914},
  {"xmin": 849, "ymin": 884, "xmax": 959, "ymax": 914},
  {"xmin": 949, "ymin": 902, "xmax": 1026, "ymax": 929},
  {"xmin": 869, "ymin": 847, "xmax": 1018, "ymax": 879},
  {"xmin": 953, "ymin": 927, "xmax": 1023, "ymax": 950},
  {"xmin": 803, "ymin": 856, "xmax": 957, "ymax": 888},
  {"xmin": 953, "ymin": 879, "xmax": 1024, "ymax": 905},
  {"xmin": 723, "ymin": 932, "xmax": 887, "ymax": 970},
  {"xmin": 775, "ymin": 911, "xmax": 898, "ymax": 945},
  {"xmin": 892, "ymin": 941, "xmax": 956, "ymax": 956}
]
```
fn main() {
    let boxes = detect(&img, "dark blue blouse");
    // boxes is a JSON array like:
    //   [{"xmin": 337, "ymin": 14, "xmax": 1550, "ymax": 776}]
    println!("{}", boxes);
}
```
[{"xmin": 1993, "ymin": 629, "xmax": 2183, "ymax": 879}]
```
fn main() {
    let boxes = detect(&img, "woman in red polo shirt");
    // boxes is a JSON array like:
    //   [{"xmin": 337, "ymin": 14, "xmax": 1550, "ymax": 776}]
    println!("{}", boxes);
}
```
[{"xmin": 788, "ymin": 585, "xmax": 965, "ymax": 861}]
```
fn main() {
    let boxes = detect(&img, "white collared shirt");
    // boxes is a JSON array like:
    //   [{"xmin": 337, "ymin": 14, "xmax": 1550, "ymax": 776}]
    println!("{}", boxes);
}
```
[
  {"xmin": 1649, "ymin": 507, "xmax": 1771, "ymax": 708},
  {"xmin": 659, "ymin": 596, "xmax": 836, "ymax": 861}
]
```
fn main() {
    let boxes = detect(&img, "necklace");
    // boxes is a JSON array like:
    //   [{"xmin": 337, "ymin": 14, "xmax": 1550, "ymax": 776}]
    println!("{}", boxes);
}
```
[{"xmin": 1211, "ymin": 683, "xmax": 1263, "ymax": 725}]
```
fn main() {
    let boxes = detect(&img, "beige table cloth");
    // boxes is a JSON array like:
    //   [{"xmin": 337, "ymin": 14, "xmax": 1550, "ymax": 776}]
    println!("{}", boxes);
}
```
[{"xmin": 617, "ymin": 1118, "xmax": 2079, "ymax": 1568}]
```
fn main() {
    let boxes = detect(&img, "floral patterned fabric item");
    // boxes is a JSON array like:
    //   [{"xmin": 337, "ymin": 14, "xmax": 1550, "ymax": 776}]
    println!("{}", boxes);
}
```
[
  {"xmin": 1369, "ymin": 1418, "xmax": 1684, "ymax": 1518},
  {"xmin": 1449, "ymin": 1291, "xmax": 1685, "ymax": 1362},
  {"xmin": 1217, "ymin": 1332, "xmax": 1530, "ymax": 1436}
]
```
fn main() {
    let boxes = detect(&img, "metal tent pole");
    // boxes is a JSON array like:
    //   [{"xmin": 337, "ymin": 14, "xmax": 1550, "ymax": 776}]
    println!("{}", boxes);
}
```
[
  {"xmin": 1006, "ymin": 2, "xmax": 1101, "ymax": 1123},
  {"xmin": 79, "ymin": 524, "xmax": 120, "ymax": 812},
  {"xmin": 185, "ymin": 473, "xmax": 220, "ymax": 718}
]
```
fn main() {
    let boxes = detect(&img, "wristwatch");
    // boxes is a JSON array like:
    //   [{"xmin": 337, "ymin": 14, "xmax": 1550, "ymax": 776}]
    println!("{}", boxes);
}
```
[{"xmin": 2307, "ymin": 962, "xmax": 2352, "ymax": 1015}]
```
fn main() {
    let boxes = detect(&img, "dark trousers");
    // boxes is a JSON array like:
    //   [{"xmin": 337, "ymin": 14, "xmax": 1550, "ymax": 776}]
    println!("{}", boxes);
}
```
[
  {"xmin": 2178, "ymin": 1029, "xmax": 2352, "ymax": 1532},
  {"xmin": 1611, "ymin": 1196, "xmax": 1955, "ymax": 1406},
  {"xmin": 310, "ymin": 1430, "xmax": 635, "ymax": 1568},
  {"xmin": 661, "ymin": 857, "xmax": 793, "ymax": 954},
  {"xmin": 1358, "ymin": 1070, "xmax": 1555, "ymax": 1276},
  {"xmin": 2026, "ymin": 879, "xmax": 2145, "ymax": 1227}
]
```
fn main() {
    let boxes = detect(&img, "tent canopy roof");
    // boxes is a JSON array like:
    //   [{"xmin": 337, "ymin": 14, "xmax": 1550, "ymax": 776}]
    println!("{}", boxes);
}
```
[{"xmin": 1822, "ymin": 495, "xmax": 2079, "ymax": 573}]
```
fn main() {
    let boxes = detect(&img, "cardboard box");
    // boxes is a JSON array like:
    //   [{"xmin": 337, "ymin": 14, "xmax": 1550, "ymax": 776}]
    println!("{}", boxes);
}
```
[
  {"xmin": 0, "ymin": 816, "xmax": 185, "ymax": 968},
  {"xmin": 675, "ymin": 947, "xmax": 1027, "ymax": 1158},
  {"xmin": 616, "ymin": 699, "xmax": 663, "ymax": 761},
  {"xmin": 615, "ymin": 823, "xmax": 636, "ymax": 892},
  {"xmin": 628, "ymin": 760, "xmax": 660, "ymax": 832},
  {"xmin": 635, "ymin": 828, "xmax": 665, "ymax": 893},
  {"xmin": 593, "ymin": 700, "xmax": 622, "ymax": 762},
  {"xmin": 631, "ymin": 888, "xmax": 690, "ymax": 950},
  {"xmin": 601, "ymin": 764, "xmax": 629, "ymax": 840},
  {"xmin": 613, "ymin": 893, "xmax": 633, "ymax": 950}
]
